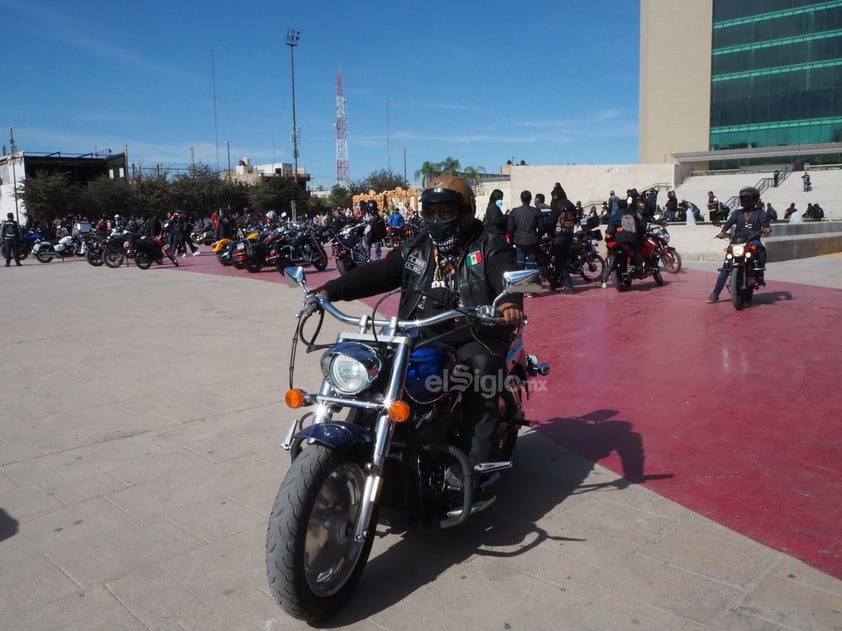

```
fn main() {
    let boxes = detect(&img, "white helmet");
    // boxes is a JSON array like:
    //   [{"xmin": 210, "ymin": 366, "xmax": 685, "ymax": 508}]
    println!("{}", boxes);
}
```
[{"xmin": 266, "ymin": 210, "xmax": 277, "ymax": 221}]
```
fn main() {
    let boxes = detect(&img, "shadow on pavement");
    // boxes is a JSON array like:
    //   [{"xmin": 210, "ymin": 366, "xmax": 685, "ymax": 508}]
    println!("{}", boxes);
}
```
[
  {"xmin": 319, "ymin": 427, "xmax": 656, "ymax": 627},
  {"xmin": 0, "ymin": 508, "xmax": 19, "ymax": 542}
]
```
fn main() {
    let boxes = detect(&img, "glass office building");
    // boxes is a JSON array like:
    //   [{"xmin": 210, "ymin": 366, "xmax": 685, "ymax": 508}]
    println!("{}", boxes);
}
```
[{"xmin": 709, "ymin": 0, "xmax": 842, "ymax": 166}]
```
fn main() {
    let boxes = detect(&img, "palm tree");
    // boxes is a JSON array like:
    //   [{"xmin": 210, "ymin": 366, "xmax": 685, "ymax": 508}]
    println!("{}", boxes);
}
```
[
  {"xmin": 414, "ymin": 161, "xmax": 441, "ymax": 187},
  {"xmin": 438, "ymin": 157, "xmax": 462, "ymax": 176}
]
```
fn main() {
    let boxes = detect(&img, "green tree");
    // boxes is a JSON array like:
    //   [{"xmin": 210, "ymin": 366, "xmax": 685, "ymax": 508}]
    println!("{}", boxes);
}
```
[
  {"xmin": 414, "ymin": 161, "xmax": 440, "ymax": 187},
  {"xmin": 437, "ymin": 156, "xmax": 462, "ymax": 176},
  {"xmin": 248, "ymin": 176, "xmax": 299, "ymax": 215},
  {"xmin": 17, "ymin": 170, "xmax": 79, "ymax": 226},
  {"xmin": 79, "ymin": 175, "xmax": 132, "ymax": 217},
  {"xmin": 327, "ymin": 184, "xmax": 352, "ymax": 210},
  {"xmin": 129, "ymin": 173, "xmax": 172, "ymax": 218},
  {"xmin": 170, "ymin": 164, "xmax": 223, "ymax": 218},
  {"xmin": 362, "ymin": 169, "xmax": 407, "ymax": 192}
]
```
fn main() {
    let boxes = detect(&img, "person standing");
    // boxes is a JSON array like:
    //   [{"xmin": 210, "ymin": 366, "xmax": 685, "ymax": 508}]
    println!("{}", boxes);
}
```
[
  {"xmin": 507, "ymin": 190, "xmax": 541, "ymax": 273},
  {"xmin": 483, "ymin": 189, "xmax": 507, "ymax": 238},
  {"xmin": 1, "ymin": 213, "xmax": 22, "ymax": 267},
  {"xmin": 544, "ymin": 184, "xmax": 577, "ymax": 294}
]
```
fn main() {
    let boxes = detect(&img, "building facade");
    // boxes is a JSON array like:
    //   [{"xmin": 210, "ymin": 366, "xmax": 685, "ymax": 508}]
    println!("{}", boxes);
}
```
[{"xmin": 640, "ymin": 0, "xmax": 842, "ymax": 169}]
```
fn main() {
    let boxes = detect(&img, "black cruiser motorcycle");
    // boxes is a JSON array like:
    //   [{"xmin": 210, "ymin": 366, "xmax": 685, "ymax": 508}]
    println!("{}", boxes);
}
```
[{"xmin": 265, "ymin": 267, "xmax": 549, "ymax": 622}]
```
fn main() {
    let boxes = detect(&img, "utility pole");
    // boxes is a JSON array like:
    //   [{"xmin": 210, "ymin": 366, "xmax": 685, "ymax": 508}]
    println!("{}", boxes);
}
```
[
  {"xmin": 9, "ymin": 128, "xmax": 20, "ymax": 222},
  {"xmin": 286, "ymin": 29, "xmax": 300, "ymax": 222}
]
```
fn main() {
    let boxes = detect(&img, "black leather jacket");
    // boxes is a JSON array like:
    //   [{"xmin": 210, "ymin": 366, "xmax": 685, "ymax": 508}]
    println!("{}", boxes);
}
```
[{"xmin": 320, "ymin": 219, "xmax": 521, "ymax": 339}]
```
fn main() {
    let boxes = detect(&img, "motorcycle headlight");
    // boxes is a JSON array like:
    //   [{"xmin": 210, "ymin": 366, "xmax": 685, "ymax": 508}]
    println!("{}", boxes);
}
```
[
  {"xmin": 661, "ymin": 232, "xmax": 670, "ymax": 244},
  {"xmin": 321, "ymin": 342, "xmax": 381, "ymax": 395},
  {"xmin": 732, "ymin": 245, "xmax": 745, "ymax": 257}
]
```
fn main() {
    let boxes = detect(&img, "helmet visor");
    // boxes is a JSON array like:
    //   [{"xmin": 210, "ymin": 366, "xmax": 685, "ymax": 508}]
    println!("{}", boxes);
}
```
[{"xmin": 421, "ymin": 202, "xmax": 461, "ymax": 222}]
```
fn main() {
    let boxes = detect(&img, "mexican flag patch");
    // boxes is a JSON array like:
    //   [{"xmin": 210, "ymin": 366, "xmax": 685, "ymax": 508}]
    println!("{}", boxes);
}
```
[{"xmin": 466, "ymin": 250, "xmax": 483, "ymax": 267}]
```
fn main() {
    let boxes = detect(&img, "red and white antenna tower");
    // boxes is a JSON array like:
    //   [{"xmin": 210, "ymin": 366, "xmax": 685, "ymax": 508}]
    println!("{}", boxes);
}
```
[{"xmin": 336, "ymin": 73, "xmax": 350, "ymax": 186}]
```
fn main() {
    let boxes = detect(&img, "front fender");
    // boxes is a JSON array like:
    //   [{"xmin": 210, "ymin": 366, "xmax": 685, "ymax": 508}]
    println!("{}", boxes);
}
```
[
  {"xmin": 295, "ymin": 421, "xmax": 374, "ymax": 451},
  {"xmin": 211, "ymin": 238, "xmax": 232, "ymax": 253}
]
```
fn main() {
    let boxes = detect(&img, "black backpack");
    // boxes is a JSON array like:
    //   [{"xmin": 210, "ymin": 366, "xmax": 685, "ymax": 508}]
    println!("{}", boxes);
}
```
[{"xmin": 370, "ymin": 215, "xmax": 387, "ymax": 243}]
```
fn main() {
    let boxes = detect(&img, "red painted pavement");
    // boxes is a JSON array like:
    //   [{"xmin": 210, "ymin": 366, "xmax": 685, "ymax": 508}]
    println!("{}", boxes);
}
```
[{"xmin": 174, "ymin": 250, "xmax": 842, "ymax": 578}]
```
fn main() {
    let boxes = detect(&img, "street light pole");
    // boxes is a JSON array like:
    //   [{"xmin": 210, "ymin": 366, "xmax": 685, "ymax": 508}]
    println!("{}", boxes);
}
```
[
  {"xmin": 286, "ymin": 29, "xmax": 300, "ymax": 223},
  {"xmin": 9, "ymin": 127, "xmax": 20, "ymax": 223}
]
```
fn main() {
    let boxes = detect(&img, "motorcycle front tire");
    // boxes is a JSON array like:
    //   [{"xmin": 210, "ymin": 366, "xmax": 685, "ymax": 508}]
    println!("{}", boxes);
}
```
[
  {"xmin": 135, "ymin": 251, "xmax": 152, "ymax": 269},
  {"xmin": 730, "ymin": 267, "xmax": 746, "ymax": 311},
  {"xmin": 653, "ymin": 268, "xmax": 664, "ymax": 286},
  {"xmin": 103, "ymin": 247, "xmax": 125, "ymax": 269},
  {"xmin": 579, "ymin": 253, "xmax": 606, "ymax": 283},
  {"xmin": 266, "ymin": 445, "xmax": 376, "ymax": 623},
  {"xmin": 245, "ymin": 257, "xmax": 263, "ymax": 273},
  {"xmin": 311, "ymin": 246, "xmax": 328, "ymax": 271},
  {"xmin": 216, "ymin": 249, "xmax": 232, "ymax": 266},
  {"xmin": 661, "ymin": 249, "xmax": 682, "ymax": 274},
  {"xmin": 86, "ymin": 247, "xmax": 104, "ymax": 267}
]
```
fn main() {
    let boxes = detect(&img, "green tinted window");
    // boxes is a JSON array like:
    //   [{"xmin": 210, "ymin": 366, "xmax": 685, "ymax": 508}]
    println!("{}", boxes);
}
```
[{"xmin": 710, "ymin": 0, "xmax": 842, "ymax": 150}]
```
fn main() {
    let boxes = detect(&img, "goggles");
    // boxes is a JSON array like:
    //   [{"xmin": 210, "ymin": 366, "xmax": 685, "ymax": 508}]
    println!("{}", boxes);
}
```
[{"xmin": 420, "ymin": 202, "xmax": 461, "ymax": 222}]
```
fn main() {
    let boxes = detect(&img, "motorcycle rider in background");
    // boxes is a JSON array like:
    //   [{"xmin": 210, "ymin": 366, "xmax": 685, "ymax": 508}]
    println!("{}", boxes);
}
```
[
  {"xmin": 606, "ymin": 198, "xmax": 646, "ymax": 274},
  {"xmin": 707, "ymin": 186, "xmax": 771, "ymax": 304},
  {"xmin": 543, "ymin": 183, "xmax": 577, "ymax": 293},
  {"xmin": 314, "ymin": 175, "xmax": 523, "ymax": 494}
]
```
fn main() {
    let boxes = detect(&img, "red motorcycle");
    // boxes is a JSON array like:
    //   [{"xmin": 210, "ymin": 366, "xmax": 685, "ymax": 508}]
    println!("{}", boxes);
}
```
[
  {"xmin": 128, "ymin": 235, "xmax": 179, "ymax": 269},
  {"xmin": 605, "ymin": 236, "xmax": 664, "ymax": 291},
  {"xmin": 383, "ymin": 224, "xmax": 411, "ymax": 248}
]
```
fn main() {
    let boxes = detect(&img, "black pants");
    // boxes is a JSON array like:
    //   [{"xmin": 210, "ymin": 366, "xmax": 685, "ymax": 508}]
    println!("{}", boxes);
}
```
[
  {"xmin": 3, "ymin": 239, "xmax": 20, "ymax": 265},
  {"xmin": 550, "ymin": 235, "xmax": 574, "ymax": 290},
  {"xmin": 454, "ymin": 337, "xmax": 510, "ymax": 465}
]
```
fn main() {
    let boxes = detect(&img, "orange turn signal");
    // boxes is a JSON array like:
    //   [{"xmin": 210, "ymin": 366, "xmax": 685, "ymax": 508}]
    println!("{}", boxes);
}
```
[
  {"xmin": 387, "ymin": 400, "xmax": 411, "ymax": 423},
  {"xmin": 285, "ymin": 389, "xmax": 306, "ymax": 409}
]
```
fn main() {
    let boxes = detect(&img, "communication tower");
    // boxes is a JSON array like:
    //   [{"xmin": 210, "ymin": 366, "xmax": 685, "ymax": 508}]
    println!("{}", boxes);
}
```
[{"xmin": 336, "ymin": 73, "xmax": 350, "ymax": 186}]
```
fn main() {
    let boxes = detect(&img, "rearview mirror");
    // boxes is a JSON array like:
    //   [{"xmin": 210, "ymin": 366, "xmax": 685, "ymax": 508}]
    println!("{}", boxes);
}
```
[{"xmin": 284, "ymin": 266, "xmax": 306, "ymax": 288}]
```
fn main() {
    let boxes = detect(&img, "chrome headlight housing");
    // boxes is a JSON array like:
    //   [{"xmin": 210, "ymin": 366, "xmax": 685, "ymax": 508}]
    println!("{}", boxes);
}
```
[
  {"xmin": 320, "ymin": 342, "xmax": 381, "ymax": 395},
  {"xmin": 731, "ymin": 244, "xmax": 745, "ymax": 257}
]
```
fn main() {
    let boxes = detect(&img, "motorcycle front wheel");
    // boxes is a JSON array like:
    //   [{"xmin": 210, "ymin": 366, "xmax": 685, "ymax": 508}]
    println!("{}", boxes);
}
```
[
  {"xmin": 216, "ymin": 249, "xmax": 232, "ymax": 266},
  {"xmin": 266, "ymin": 445, "xmax": 376, "ymax": 622},
  {"xmin": 103, "ymin": 247, "xmax": 125, "ymax": 269},
  {"xmin": 135, "ymin": 251, "xmax": 152, "ymax": 270},
  {"xmin": 311, "ymin": 245, "xmax": 328, "ymax": 271},
  {"xmin": 730, "ymin": 268, "xmax": 747, "ymax": 311},
  {"xmin": 245, "ymin": 256, "xmax": 263, "ymax": 273},
  {"xmin": 86, "ymin": 246, "xmax": 104, "ymax": 267},
  {"xmin": 653, "ymin": 268, "xmax": 664, "ymax": 286},
  {"xmin": 579, "ymin": 253, "xmax": 606, "ymax": 283},
  {"xmin": 661, "ymin": 249, "xmax": 682, "ymax": 274}
]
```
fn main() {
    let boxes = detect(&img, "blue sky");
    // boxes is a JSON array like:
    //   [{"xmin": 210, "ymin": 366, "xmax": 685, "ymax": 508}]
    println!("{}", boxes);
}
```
[{"xmin": 1, "ymin": 0, "xmax": 640, "ymax": 190}]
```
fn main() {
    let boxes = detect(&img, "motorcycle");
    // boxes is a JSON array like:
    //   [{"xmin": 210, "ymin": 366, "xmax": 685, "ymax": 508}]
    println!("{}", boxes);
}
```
[
  {"xmin": 537, "ymin": 215, "xmax": 606, "ymax": 285},
  {"xmin": 102, "ymin": 229, "xmax": 138, "ymax": 268},
  {"xmin": 272, "ymin": 226, "xmax": 328, "ymax": 273},
  {"xmin": 717, "ymin": 230, "xmax": 764, "ymax": 311},
  {"xmin": 18, "ymin": 227, "xmax": 48, "ymax": 260},
  {"xmin": 330, "ymin": 221, "xmax": 369, "ymax": 275},
  {"xmin": 265, "ymin": 267, "xmax": 549, "ymax": 622},
  {"xmin": 191, "ymin": 222, "xmax": 216, "ymax": 245},
  {"xmin": 32, "ymin": 233, "xmax": 93, "ymax": 263},
  {"xmin": 605, "ymin": 234, "xmax": 664, "ymax": 291},
  {"xmin": 127, "ymin": 235, "xmax": 179, "ymax": 269},
  {"xmin": 645, "ymin": 216, "xmax": 682, "ymax": 274},
  {"xmin": 233, "ymin": 229, "xmax": 285, "ymax": 273},
  {"xmin": 383, "ymin": 223, "xmax": 412, "ymax": 248},
  {"xmin": 212, "ymin": 227, "xmax": 260, "ymax": 267}
]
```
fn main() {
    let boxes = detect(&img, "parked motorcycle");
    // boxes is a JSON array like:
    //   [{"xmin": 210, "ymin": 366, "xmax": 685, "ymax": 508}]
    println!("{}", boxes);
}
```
[
  {"xmin": 191, "ymin": 222, "xmax": 216, "ymax": 246},
  {"xmin": 330, "ymin": 221, "xmax": 369, "ymax": 275},
  {"xmin": 265, "ymin": 267, "xmax": 549, "ymax": 622},
  {"xmin": 19, "ymin": 227, "xmax": 48, "ymax": 260},
  {"xmin": 645, "ymin": 216, "xmax": 682, "ymax": 274},
  {"xmin": 128, "ymin": 235, "xmax": 179, "ymax": 269},
  {"xmin": 605, "ymin": 234, "xmax": 664, "ymax": 291},
  {"xmin": 233, "ymin": 229, "xmax": 285, "ymax": 273},
  {"xmin": 32, "ymin": 233, "xmax": 94, "ymax": 263},
  {"xmin": 213, "ymin": 227, "xmax": 260, "ymax": 267},
  {"xmin": 102, "ymin": 230, "xmax": 138, "ymax": 268},
  {"xmin": 272, "ymin": 226, "xmax": 328, "ymax": 272},
  {"xmin": 717, "ymin": 230, "xmax": 764, "ymax": 310},
  {"xmin": 537, "ymin": 215, "xmax": 606, "ymax": 284}
]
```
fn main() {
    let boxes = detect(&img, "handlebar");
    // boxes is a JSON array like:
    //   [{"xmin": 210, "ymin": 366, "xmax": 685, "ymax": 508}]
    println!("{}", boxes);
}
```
[{"xmin": 307, "ymin": 293, "xmax": 507, "ymax": 331}]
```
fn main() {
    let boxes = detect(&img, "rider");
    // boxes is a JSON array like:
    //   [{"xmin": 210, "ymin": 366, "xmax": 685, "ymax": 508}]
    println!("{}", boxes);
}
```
[
  {"xmin": 706, "ymin": 186, "xmax": 771, "ymax": 304},
  {"xmin": 605, "ymin": 196, "xmax": 645, "ymax": 274},
  {"xmin": 315, "ymin": 176, "xmax": 524, "ymax": 490}
]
